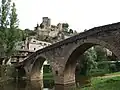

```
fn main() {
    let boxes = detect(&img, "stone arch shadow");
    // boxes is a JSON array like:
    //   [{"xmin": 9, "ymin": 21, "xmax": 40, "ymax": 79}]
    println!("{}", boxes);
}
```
[{"xmin": 63, "ymin": 38, "xmax": 120, "ymax": 84}]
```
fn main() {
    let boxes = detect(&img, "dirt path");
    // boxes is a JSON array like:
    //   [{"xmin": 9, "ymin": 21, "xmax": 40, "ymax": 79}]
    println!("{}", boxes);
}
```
[{"xmin": 97, "ymin": 74, "xmax": 120, "ymax": 78}]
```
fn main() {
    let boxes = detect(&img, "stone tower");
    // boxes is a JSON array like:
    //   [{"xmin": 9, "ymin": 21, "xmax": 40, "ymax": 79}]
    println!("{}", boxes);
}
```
[
  {"xmin": 42, "ymin": 17, "xmax": 51, "ymax": 28},
  {"xmin": 57, "ymin": 23, "xmax": 63, "ymax": 31}
]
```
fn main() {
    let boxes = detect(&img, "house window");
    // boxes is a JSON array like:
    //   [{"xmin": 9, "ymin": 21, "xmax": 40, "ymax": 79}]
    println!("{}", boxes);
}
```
[
  {"xmin": 55, "ymin": 71, "xmax": 58, "ymax": 76},
  {"xmin": 21, "ymin": 46, "xmax": 25, "ymax": 49},
  {"xmin": 33, "ymin": 41, "xmax": 36, "ymax": 43},
  {"xmin": 44, "ymin": 43, "xmax": 47, "ymax": 45},
  {"xmin": 39, "ymin": 43, "xmax": 42, "ymax": 45},
  {"xmin": 34, "ymin": 48, "xmax": 36, "ymax": 50}
]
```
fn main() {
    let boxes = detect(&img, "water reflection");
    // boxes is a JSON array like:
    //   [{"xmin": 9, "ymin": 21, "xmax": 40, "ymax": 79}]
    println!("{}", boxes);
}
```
[
  {"xmin": 25, "ymin": 80, "xmax": 43, "ymax": 90},
  {"xmin": 76, "ymin": 76, "xmax": 91, "ymax": 88},
  {"xmin": 0, "ymin": 79, "xmax": 79, "ymax": 90},
  {"xmin": 54, "ymin": 84, "xmax": 76, "ymax": 90},
  {"xmin": 0, "ymin": 75, "xmax": 92, "ymax": 90}
]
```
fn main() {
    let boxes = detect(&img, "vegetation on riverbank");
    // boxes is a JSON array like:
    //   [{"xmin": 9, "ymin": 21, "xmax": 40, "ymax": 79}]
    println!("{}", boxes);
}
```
[
  {"xmin": 80, "ymin": 72, "xmax": 120, "ymax": 90},
  {"xmin": 43, "ymin": 71, "xmax": 120, "ymax": 90}
]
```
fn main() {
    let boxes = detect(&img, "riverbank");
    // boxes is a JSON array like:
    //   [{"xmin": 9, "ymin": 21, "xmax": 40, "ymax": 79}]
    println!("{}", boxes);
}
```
[
  {"xmin": 43, "ymin": 72, "xmax": 120, "ymax": 90},
  {"xmin": 80, "ymin": 72, "xmax": 120, "ymax": 90}
]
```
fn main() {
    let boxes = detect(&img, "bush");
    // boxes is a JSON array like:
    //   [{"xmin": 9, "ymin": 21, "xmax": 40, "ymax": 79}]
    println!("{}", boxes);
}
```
[{"xmin": 0, "ymin": 65, "xmax": 17, "ymax": 79}]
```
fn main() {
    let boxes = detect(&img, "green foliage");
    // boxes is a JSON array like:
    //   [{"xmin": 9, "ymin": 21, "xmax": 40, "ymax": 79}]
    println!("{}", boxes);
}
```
[
  {"xmin": 17, "ymin": 29, "xmax": 26, "ymax": 41},
  {"xmin": 69, "ymin": 29, "xmax": 74, "ymax": 34},
  {"xmin": 81, "ymin": 75, "xmax": 120, "ymax": 90},
  {"xmin": 62, "ymin": 23, "xmax": 69, "ymax": 28},
  {"xmin": 0, "ymin": 0, "xmax": 11, "ymax": 28},
  {"xmin": 43, "ymin": 65, "xmax": 52, "ymax": 73},
  {"xmin": 5, "ymin": 65, "xmax": 17, "ymax": 78},
  {"xmin": 79, "ymin": 46, "xmax": 111, "ymax": 76},
  {"xmin": 9, "ymin": 2, "xmax": 18, "ymax": 29},
  {"xmin": 0, "ymin": 65, "xmax": 17, "ymax": 79},
  {"xmin": 0, "ymin": 0, "xmax": 21, "ymax": 64},
  {"xmin": 43, "ymin": 73, "xmax": 54, "ymax": 80},
  {"xmin": 94, "ymin": 46, "xmax": 107, "ymax": 62},
  {"xmin": 85, "ymin": 47, "xmax": 97, "ymax": 69},
  {"xmin": 62, "ymin": 23, "xmax": 69, "ymax": 33},
  {"xmin": 24, "ymin": 28, "xmax": 36, "ymax": 37},
  {"xmin": 79, "ymin": 47, "xmax": 98, "ymax": 76}
]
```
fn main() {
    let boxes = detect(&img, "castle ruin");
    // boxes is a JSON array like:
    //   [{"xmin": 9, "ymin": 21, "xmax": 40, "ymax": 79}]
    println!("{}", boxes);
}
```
[{"xmin": 34, "ymin": 17, "xmax": 76, "ymax": 43}]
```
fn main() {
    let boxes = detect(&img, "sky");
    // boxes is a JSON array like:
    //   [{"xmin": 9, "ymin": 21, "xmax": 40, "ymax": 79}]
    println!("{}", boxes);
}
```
[{"xmin": 14, "ymin": 0, "xmax": 120, "ymax": 32}]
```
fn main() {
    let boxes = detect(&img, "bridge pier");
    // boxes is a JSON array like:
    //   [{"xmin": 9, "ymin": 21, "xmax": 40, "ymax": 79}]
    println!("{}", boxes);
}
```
[
  {"xmin": 54, "ymin": 84, "xmax": 76, "ymax": 90},
  {"xmin": 26, "ymin": 67, "xmax": 43, "ymax": 81},
  {"xmin": 30, "ymin": 72, "xmax": 43, "ymax": 81},
  {"xmin": 23, "ymin": 65, "xmax": 43, "ymax": 81},
  {"xmin": 53, "ymin": 67, "xmax": 76, "ymax": 85},
  {"xmin": 54, "ymin": 76, "xmax": 76, "ymax": 85},
  {"xmin": 25, "ymin": 68, "xmax": 44, "ymax": 88}
]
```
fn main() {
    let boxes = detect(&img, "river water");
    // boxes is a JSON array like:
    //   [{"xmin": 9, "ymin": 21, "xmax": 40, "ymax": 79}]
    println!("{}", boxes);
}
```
[
  {"xmin": 0, "ymin": 80, "xmax": 76, "ymax": 90},
  {"xmin": 0, "ymin": 76, "xmax": 90, "ymax": 90}
]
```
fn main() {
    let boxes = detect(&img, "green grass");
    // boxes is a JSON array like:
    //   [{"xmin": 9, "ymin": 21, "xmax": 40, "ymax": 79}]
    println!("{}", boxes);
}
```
[
  {"xmin": 43, "ymin": 73, "xmax": 54, "ymax": 80},
  {"xmin": 80, "ymin": 74, "xmax": 120, "ymax": 90}
]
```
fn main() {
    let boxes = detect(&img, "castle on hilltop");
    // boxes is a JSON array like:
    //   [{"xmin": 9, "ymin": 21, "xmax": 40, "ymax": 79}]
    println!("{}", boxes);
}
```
[{"xmin": 34, "ymin": 17, "xmax": 77, "ymax": 43}]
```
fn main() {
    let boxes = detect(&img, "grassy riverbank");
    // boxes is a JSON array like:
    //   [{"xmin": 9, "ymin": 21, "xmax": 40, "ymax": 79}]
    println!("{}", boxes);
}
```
[
  {"xmin": 43, "ymin": 72, "xmax": 120, "ymax": 90},
  {"xmin": 80, "ymin": 72, "xmax": 120, "ymax": 90}
]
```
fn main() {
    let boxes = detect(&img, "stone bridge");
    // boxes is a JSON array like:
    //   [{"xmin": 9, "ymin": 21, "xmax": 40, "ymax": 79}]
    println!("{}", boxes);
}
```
[{"xmin": 16, "ymin": 22, "xmax": 120, "ymax": 85}]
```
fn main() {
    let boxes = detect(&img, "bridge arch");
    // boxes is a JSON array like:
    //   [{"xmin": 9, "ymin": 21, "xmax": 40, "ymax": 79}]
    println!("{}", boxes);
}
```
[
  {"xmin": 30, "ymin": 54, "xmax": 55, "ymax": 81},
  {"xmin": 63, "ymin": 38, "xmax": 120, "ymax": 84}
]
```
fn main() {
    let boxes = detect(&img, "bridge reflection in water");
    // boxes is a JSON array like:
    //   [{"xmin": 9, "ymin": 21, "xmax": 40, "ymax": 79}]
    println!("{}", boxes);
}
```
[{"xmin": 0, "ymin": 77, "xmax": 90, "ymax": 90}]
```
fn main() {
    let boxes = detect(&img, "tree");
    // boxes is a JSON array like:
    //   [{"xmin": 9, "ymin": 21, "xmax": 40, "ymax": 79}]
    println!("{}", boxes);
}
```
[
  {"xmin": 0, "ymin": 0, "xmax": 11, "ymax": 64},
  {"xmin": 78, "ymin": 46, "xmax": 110, "ymax": 76},
  {"xmin": 69, "ymin": 29, "xmax": 73, "ymax": 34},
  {"xmin": 25, "ymin": 28, "xmax": 36, "ymax": 37},
  {"xmin": 9, "ymin": 2, "xmax": 18, "ymax": 29},
  {"xmin": 83, "ymin": 47, "xmax": 97, "ymax": 75},
  {"xmin": 62, "ymin": 23, "xmax": 69, "ymax": 32},
  {"xmin": 0, "ymin": 0, "xmax": 21, "ymax": 64},
  {"xmin": 62, "ymin": 23, "xmax": 69, "ymax": 28},
  {"xmin": 94, "ymin": 46, "xmax": 107, "ymax": 62},
  {"xmin": 0, "ymin": 0, "xmax": 11, "ymax": 28}
]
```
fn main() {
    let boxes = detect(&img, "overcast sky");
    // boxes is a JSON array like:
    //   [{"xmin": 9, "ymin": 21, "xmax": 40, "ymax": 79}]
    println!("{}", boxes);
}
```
[{"xmin": 14, "ymin": 0, "xmax": 120, "ymax": 32}]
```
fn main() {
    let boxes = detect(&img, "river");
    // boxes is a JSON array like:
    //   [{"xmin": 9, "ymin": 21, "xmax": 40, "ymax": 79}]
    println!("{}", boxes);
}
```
[{"xmin": 0, "ymin": 76, "xmax": 90, "ymax": 90}]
